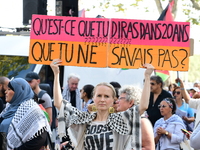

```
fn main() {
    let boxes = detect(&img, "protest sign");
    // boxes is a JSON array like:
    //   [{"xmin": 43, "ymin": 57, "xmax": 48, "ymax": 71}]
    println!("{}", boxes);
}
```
[{"xmin": 29, "ymin": 15, "xmax": 190, "ymax": 71}]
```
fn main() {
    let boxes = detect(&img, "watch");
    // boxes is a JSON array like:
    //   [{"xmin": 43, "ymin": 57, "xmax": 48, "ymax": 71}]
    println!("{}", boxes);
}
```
[{"xmin": 165, "ymin": 131, "xmax": 169, "ymax": 136}]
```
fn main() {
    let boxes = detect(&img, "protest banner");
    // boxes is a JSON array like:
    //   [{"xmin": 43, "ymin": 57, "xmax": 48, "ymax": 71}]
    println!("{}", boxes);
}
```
[{"xmin": 29, "ymin": 15, "xmax": 190, "ymax": 71}]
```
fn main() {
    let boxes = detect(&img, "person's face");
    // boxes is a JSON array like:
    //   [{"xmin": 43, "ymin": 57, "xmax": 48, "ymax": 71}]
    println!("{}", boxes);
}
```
[
  {"xmin": 189, "ymin": 89, "xmax": 196, "ymax": 96},
  {"xmin": 27, "ymin": 79, "xmax": 39, "ymax": 90},
  {"xmin": 194, "ymin": 83, "xmax": 199, "ymax": 88},
  {"xmin": 68, "ymin": 78, "xmax": 79, "ymax": 91},
  {"xmin": 113, "ymin": 99, "xmax": 119, "ymax": 112},
  {"xmin": 173, "ymin": 89, "xmax": 182, "ymax": 99},
  {"xmin": 170, "ymin": 84, "xmax": 175, "ymax": 92},
  {"xmin": 117, "ymin": 93, "xmax": 134, "ymax": 112},
  {"xmin": 158, "ymin": 101, "xmax": 172, "ymax": 117},
  {"xmin": 93, "ymin": 85, "xmax": 114, "ymax": 111},
  {"xmin": 0, "ymin": 79, "xmax": 9, "ymax": 96},
  {"xmin": 80, "ymin": 89, "xmax": 85, "ymax": 99},
  {"xmin": 5, "ymin": 87, "xmax": 15, "ymax": 103},
  {"xmin": 150, "ymin": 80, "xmax": 161, "ymax": 93}
]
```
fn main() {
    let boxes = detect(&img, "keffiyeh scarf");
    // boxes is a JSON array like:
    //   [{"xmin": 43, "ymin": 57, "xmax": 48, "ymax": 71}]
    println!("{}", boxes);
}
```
[
  {"xmin": 58, "ymin": 100, "xmax": 141, "ymax": 150},
  {"xmin": 6, "ymin": 99, "xmax": 51, "ymax": 150}
]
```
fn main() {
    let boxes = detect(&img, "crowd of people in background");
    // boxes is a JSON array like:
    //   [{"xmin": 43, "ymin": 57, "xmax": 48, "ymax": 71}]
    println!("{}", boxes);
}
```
[{"xmin": 1, "ymin": 60, "xmax": 200, "ymax": 150}]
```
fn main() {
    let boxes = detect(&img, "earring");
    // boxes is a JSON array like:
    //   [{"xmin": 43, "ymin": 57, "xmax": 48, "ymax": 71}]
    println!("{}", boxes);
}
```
[
  {"xmin": 92, "ymin": 105, "xmax": 97, "ymax": 112},
  {"xmin": 109, "ymin": 107, "xmax": 115, "ymax": 114}
]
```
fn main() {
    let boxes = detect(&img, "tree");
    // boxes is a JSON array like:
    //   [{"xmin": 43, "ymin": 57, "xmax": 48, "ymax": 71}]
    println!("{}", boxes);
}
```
[
  {"xmin": 154, "ymin": 0, "xmax": 200, "ymax": 24},
  {"xmin": 86, "ymin": 0, "xmax": 200, "ymax": 25},
  {"xmin": 0, "ymin": 56, "xmax": 30, "ymax": 78}
]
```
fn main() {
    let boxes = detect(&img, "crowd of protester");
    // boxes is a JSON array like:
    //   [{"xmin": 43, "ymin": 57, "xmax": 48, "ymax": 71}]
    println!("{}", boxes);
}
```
[{"xmin": 1, "ymin": 60, "xmax": 200, "ymax": 150}]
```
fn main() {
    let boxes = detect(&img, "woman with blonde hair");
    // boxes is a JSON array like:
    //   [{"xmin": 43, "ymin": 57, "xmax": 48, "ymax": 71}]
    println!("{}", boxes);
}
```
[{"xmin": 50, "ymin": 59, "xmax": 154, "ymax": 150}]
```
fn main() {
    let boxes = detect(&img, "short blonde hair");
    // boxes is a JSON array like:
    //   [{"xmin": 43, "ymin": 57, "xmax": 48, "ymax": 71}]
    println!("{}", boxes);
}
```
[{"xmin": 118, "ymin": 85, "xmax": 142, "ymax": 105}]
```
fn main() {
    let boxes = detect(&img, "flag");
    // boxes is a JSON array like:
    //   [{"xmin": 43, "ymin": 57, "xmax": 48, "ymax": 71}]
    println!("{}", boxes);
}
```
[
  {"xmin": 155, "ymin": 70, "xmax": 170, "ymax": 82},
  {"xmin": 79, "ymin": 9, "xmax": 85, "ymax": 17},
  {"xmin": 157, "ymin": 1, "xmax": 174, "ymax": 21},
  {"xmin": 155, "ymin": 0, "xmax": 174, "ymax": 81}
]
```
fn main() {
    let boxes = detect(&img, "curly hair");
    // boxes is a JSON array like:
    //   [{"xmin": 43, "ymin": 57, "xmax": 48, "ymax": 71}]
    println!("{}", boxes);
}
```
[{"xmin": 118, "ymin": 85, "xmax": 142, "ymax": 105}]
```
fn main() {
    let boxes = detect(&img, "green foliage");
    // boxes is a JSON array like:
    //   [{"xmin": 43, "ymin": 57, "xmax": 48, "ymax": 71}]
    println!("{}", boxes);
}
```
[
  {"xmin": 0, "ymin": 56, "xmax": 30, "ymax": 78},
  {"xmin": 113, "ymin": 3, "xmax": 125, "ymax": 12},
  {"xmin": 188, "ymin": 55, "xmax": 200, "ymax": 82},
  {"xmin": 91, "ymin": 0, "xmax": 200, "ymax": 25}
]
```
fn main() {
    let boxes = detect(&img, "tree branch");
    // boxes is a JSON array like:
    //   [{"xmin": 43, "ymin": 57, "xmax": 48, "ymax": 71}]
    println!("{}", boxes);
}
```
[
  {"xmin": 190, "ymin": 0, "xmax": 200, "ymax": 10},
  {"xmin": 154, "ymin": 0, "xmax": 163, "ymax": 14},
  {"xmin": 171, "ymin": 0, "xmax": 178, "ymax": 19}
]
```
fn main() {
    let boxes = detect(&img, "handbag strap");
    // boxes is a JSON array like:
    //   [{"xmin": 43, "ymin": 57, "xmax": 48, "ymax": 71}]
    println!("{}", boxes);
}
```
[{"xmin": 47, "ymin": 132, "xmax": 54, "ymax": 150}]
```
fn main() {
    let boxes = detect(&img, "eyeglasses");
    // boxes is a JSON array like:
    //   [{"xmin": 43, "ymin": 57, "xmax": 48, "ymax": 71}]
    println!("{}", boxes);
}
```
[
  {"xmin": 118, "ymin": 97, "xmax": 126, "ymax": 101},
  {"xmin": 150, "ymin": 82, "xmax": 155, "ymax": 86},
  {"xmin": 174, "ymin": 91, "xmax": 181, "ymax": 95},
  {"xmin": 158, "ymin": 105, "xmax": 168, "ymax": 109}
]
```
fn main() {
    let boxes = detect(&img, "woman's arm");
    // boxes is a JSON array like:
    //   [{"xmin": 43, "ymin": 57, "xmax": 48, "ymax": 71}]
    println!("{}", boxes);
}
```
[
  {"xmin": 177, "ymin": 78, "xmax": 191, "ymax": 103},
  {"xmin": 139, "ymin": 64, "xmax": 154, "ymax": 115},
  {"xmin": 141, "ymin": 118, "xmax": 155, "ymax": 150},
  {"xmin": 50, "ymin": 59, "xmax": 63, "ymax": 110},
  {"xmin": 182, "ymin": 116, "xmax": 195, "ymax": 124},
  {"xmin": 190, "ymin": 123, "xmax": 200, "ymax": 149}
]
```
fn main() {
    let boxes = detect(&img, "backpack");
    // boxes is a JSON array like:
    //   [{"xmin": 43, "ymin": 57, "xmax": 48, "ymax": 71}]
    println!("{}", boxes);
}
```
[{"xmin": 38, "ymin": 90, "xmax": 58, "ymax": 130}]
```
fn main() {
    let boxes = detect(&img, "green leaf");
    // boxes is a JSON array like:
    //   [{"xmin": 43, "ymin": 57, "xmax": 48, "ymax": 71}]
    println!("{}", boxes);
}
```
[{"xmin": 0, "ymin": 56, "xmax": 30, "ymax": 78}]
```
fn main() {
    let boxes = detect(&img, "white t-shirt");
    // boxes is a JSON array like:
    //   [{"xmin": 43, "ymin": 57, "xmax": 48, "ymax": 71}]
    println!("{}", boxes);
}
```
[
  {"xmin": 189, "ymin": 99, "xmax": 200, "ymax": 128},
  {"xmin": 84, "ymin": 121, "xmax": 114, "ymax": 150}
]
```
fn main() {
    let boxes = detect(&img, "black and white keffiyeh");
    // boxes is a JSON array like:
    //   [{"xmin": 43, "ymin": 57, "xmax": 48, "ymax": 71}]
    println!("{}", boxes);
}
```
[
  {"xmin": 58, "ymin": 99, "xmax": 141, "ymax": 150},
  {"xmin": 6, "ymin": 99, "xmax": 51, "ymax": 150}
]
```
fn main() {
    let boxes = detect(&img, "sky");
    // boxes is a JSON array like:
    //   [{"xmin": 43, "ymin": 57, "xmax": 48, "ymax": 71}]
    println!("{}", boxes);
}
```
[{"xmin": 0, "ymin": 0, "xmax": 184, "ymax": 27}]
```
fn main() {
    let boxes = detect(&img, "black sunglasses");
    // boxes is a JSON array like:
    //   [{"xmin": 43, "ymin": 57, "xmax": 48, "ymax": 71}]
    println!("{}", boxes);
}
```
[{"xmin": 174, "ymin": 91, "xmax": 181, "ymax": 95}]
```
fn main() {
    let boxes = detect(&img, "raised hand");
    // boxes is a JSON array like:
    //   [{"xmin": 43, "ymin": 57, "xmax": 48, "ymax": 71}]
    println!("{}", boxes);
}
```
[
  {"xmin": 50, "ymin": 59, "xmax": 62, "ymax": 75},
  {"xmin": 143, "ymin": 63, "xmax": 154, "ymax": 77}
]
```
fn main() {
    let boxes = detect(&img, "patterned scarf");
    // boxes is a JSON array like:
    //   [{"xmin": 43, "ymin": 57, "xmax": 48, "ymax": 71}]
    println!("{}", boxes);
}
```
[
  {"xmin": 6, "ymin": 99, "xmax": 51, "ymax": 149},
  {"xmin": 0, "ymin": 78, "xmax": 34, "ymax": 133},
  {"xmin": 62, "ymin": 84, "xmax": 82, "ymax": 111},
  {"xmin": 58, "ymin": 100, "xmax": 141, "ymax": 150}
]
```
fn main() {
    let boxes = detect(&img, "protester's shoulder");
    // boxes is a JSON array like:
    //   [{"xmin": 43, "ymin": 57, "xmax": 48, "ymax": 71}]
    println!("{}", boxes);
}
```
[
  {"xmin": 0, "ymin": 98, "xmax": 3, "ymax": 104},
  {"xmin": 41, "ymin": 92, "xmax": 52, "ymax": 100},
  {"xmin": 174, "ymin": 114, "xmax": 184, "ymax": 121},
  {"xmin": 20, "ymin": 99, "xmax": 39, "ymax": 110},
  {"xmin": 171, "ymin": 115, "xmax": 185, "ymax": 126},
  {"xmin": 188, "ymin": 99, "xmax": 200, "ymax": 108},
  {"xmin": 162, "ymin": 89, "xmax": 173, "ymax": 97},
  {"xmin": 190, "ymin": 98, "xmax": 200, "ymax": 103},
  {"xmin": 154, "ymin": 118, "xmax": 163, "ymax": 128}
]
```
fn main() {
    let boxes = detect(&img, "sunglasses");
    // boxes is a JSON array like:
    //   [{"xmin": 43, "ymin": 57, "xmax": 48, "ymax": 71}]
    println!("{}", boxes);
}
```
[
  {"xmin": 158, "ymin": 105, "xmax": 168, "ymax": 109},
  {"xmin": 174, "ymin": 91, "xmax": 181, "ymax": 95},
  {"xmin": 150, "ymin": 82, "xmax": 155, "ymax": 86}
]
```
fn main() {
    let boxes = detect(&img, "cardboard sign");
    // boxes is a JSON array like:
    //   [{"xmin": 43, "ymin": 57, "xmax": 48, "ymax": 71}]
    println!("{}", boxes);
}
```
[{"xmin": 29, "ymin": 15, "xmax": 190, "ymax": 71}]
